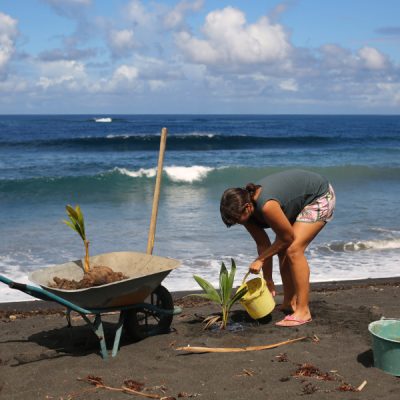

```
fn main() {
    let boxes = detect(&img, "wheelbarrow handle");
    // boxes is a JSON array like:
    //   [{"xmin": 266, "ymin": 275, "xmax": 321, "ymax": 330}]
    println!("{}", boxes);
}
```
[
  {"xmin": 8, "ymin": 281, "xmax": 28, "ymax": 292},
  {"xmin": 0, "ymin": 275, "xmax": 28, "ymax": 292},
  {"xmin": 0, "ymin": 274, "xmax": 93, "ymax": 314},
  {"xmin": 0, "ymin": 274, "xmax": 13, "ymax": 286}
]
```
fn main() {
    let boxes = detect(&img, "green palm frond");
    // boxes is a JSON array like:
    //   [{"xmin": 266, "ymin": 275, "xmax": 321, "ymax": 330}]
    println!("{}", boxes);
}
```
[
  {"xmin": 193, "ymin": 275, "xmax": 221, "ymax": 303},
  {"xmin": 228, "ymin": 258, "xmax": 237, "ymax": 291},
  {"xmin": 228, "ymin": 286, "xmax": 248, "ymax": 309},
  {"xmin": 64, "ymin": 204, "xmax": 86, "ymax": 241},
  {"xmin": 219, "ymin": 261, "xmax": 229, "ymax": 305},
  {"xmin": 193, "ymin": 259, "xmax": 247, "ymax": 329},
  {"xmin": 63, "ymin": 204, "xmax": 90, "ymax": 272}
]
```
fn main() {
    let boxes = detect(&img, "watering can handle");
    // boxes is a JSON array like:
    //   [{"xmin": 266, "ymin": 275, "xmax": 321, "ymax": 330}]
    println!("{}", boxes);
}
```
[{"xmin": 242, "ymin": 271, "xmax": 266, "ymax": 290}]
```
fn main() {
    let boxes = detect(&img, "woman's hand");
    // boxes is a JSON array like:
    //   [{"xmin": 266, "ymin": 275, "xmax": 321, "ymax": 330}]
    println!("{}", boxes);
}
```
[{"xmin": 249, "ymin": 259, "xmax": 263, "ymax": 274}]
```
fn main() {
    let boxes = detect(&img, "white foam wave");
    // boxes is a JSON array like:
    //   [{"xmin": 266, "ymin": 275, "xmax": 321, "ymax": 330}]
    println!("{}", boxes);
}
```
[
  {"xmin": 2, "ymin": 248, "xmax": 400, "ymax": 302},
  {"xmin": 114, "ymin": 167, "xmax": 157, "ymax": 178},
  {"xmin": 163, "ymin": 249, "xmax": 400, "ymax": 293},
  {"xmin": 114, "ymin": 165, "xmax": 214, "ymax": 183},
  {"xmin": 94, "ymin": 117, "xmax": 112, "ymax": 123},
  {"xmin": 0, "ymin": 254, "xmax": 44, "ymax": 303},
  {"xmin": 320, "ymin": 238, "xmax": 400, "ymax": 252},
  {"xmin": 174, "ymin": 132, "xmax": 215, "ymax": 138},
  {"xmin": 106, "ymin": 134, "xmax": 129, "ymax": 139},
  {"xmin": 165, "ymin": 166, "xmax": 213, "ymax": 183},
  {"xmin": 369, "ymin": 227, "xmax": 400, "ymax": 235}
]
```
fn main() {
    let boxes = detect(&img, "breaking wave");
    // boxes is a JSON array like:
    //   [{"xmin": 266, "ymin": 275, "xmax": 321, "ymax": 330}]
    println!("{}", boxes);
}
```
[
  {"xmin": 2, "ymin": 165, "xmax": 400, "ymax": 197},
  {"xmin": 318, "ymin": 238, "xmax": 400, "ymax": 253}
]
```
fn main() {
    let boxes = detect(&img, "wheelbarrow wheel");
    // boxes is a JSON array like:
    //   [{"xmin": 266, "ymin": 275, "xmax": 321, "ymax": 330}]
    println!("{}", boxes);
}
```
[{"xmin": 125, "ymin": 285, "xmax": 174, "ymax": 341}]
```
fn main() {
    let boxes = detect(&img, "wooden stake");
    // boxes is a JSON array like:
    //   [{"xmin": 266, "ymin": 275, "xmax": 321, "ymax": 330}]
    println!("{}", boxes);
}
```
[
  {"xmin": 176, "ymin": 336, "xmax": 307, "ymax": 353},
  {"xmin": 147, "ymin": 127, "xmax": 167, "ymax": 255}
]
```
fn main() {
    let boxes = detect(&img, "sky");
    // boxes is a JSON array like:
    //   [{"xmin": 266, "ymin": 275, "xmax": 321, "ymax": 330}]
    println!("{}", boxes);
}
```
[{"xmin": 0, "ymin": 0, "xmax": 400, "ymax": 114}]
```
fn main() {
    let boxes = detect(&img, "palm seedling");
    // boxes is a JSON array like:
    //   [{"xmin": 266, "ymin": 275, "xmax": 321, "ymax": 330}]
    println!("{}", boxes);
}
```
[
  {"xmin": 193, "ymin": 259, "xmax": 248, "ymax": 330},
  {"xmin": 63, "ymin": 205, "xmax": 90, "ymax": 273}
]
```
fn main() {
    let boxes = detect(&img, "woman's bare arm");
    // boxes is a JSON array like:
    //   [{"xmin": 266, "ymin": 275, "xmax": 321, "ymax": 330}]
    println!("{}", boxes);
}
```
[
  {"xmin": 244, "ymin": 220, "xmax": 273, "ymax": 282},
  {"xmin": 249, "ymin": 200, "xmax": 294, "ymax": 273}
]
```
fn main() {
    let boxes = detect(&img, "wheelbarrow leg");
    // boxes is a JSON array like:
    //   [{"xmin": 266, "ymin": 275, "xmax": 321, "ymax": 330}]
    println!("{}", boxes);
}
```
[
  {"xmin": 111, "ymin": 312, "xmax": 125, "ymax": 357},
  {"xmin": 65, "ymin": 309, "xmax": 72, "ymax": 327},
  {"xmin": 92, "ymin": 315, "xmax": 108, "ymax": 360}
]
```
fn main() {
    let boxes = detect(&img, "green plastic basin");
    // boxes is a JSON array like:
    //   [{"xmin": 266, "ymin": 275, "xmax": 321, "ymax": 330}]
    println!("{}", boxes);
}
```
[{"xmin": 368, "ymin": 319, "xmax": 400, "ymax": 376}]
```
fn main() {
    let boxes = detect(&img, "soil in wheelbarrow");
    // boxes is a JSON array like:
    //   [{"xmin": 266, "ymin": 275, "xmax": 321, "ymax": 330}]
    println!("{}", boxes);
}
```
[{"xmin": 50, "ymin": 266, "xmax": 128, "ymax": 290}]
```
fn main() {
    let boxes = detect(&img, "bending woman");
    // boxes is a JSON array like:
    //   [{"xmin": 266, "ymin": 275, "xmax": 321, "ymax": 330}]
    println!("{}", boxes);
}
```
[{"xmin": 220, "ymin": 169, "xmax": 335, "ymax": 327}]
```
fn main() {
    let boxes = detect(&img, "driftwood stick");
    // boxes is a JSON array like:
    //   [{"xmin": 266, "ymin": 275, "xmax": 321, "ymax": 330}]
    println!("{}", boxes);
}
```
[
  {"xmin": 176, "ymin": 336, "xmax": 307, "ymax": 353},
  {"xmin": 357, "ymin": 380, "xmax": 367, "ymax": 392},
  {"xmin": 78, "ymin": 377, "xmax": 163, "ymax": 399}
]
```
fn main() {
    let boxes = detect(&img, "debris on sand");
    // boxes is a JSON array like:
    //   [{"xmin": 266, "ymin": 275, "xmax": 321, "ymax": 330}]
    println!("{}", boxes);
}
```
[
  {"xmin": 79, "ymin": 375, "xmax": 179, "ymax": 399},
  {"xmin": 294, "ymin": 363, "xmax": 334, "ymax": 381}
]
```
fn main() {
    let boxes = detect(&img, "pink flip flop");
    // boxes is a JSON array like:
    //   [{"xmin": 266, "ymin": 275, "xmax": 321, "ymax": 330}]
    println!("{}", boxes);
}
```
[{"xmin": 275, "ymin": 314, "xmax": 312, "ymax": 327}]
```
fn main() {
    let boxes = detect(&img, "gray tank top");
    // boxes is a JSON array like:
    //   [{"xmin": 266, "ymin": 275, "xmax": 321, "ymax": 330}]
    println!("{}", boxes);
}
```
[{"xmin": 253, "ymin": 169, "xmax": 329, "ymax": 227}]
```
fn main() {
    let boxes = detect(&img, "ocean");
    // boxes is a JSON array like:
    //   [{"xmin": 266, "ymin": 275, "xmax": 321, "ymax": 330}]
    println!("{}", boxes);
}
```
[{"xmin": 1, "ymin": 114, "xmax": 399, "ymax": 302}]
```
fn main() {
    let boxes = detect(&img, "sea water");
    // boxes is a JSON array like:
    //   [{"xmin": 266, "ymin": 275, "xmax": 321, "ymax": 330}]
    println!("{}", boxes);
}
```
[{"xmin": 0, "ymin": 115, "xmax": 399, "ymax": 302}]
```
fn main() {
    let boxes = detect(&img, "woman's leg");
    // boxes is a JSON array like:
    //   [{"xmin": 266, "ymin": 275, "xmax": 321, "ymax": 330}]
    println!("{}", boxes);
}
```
[
  {"xmin": 278, "ymin": 251, "xmax": 296, "ymax": 312},
  {"xmin": 276, "ymin": 221, "xmax": 326, "ymax": 326}
]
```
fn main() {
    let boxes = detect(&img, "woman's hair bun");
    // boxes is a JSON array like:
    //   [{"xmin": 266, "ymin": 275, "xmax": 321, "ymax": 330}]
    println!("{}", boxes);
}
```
[{"xmin": 245, "ymin": 183, "xmax": 259, "ymax": 197}]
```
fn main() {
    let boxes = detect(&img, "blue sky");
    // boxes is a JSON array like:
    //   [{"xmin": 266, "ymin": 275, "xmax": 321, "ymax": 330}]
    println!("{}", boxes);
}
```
[{"xmin": 1, "ymin": 0, "xmax": 399, "ymax": 114}]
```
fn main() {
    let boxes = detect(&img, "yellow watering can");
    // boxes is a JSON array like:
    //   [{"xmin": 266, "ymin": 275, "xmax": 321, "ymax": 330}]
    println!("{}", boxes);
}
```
[{"xmin": 238, "ymin": 271, "xmax": 275, "ymax": 319}]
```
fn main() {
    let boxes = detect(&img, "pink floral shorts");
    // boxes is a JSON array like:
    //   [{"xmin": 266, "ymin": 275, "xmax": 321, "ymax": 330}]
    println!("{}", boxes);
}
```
[{"xmin": 296, "ymin": 184, "xmax": 336, "ymax": 223}]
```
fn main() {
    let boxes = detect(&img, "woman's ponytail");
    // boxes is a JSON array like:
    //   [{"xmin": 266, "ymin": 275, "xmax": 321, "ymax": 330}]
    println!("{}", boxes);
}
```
[{"xmin": 245, "ymin": 183, "xmax": 261, "ymax": 200}]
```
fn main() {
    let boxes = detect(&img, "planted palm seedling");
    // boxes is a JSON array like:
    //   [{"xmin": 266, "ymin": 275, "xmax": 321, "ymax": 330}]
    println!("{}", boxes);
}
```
[
  {"xmin": 51, "ymin": 205, "xmax": 127, "ymax": 289},
  {"xmin": 192, "ymin": 259, "xmax": 247, "ymax": 330}
]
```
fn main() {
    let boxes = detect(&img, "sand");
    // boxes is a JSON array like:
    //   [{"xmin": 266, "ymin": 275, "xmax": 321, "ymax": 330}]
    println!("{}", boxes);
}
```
[{"xmin": 0, "ymin": 278, "xmax": 399, "ymax": 399}]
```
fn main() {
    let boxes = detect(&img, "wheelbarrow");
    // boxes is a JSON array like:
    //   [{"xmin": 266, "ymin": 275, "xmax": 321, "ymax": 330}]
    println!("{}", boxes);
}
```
[
  {"xmin": 0, "ymin": 251, "xmax": 180, "ymax": 359},
  {"xmin": 0, "ymin": 128, "xmax": 181, "ymax": 359}
]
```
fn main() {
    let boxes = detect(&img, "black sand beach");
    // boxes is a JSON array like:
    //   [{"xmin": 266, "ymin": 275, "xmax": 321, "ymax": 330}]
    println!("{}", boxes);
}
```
[{"xmin": 1, "ymin": 278, "xmax": 400, "ymax": 399}]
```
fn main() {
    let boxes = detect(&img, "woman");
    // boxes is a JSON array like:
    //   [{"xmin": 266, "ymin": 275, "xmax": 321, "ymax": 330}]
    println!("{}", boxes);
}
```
[{"xmin": 220, "ymin": 169, "xmax": 335, "ymax": 327}]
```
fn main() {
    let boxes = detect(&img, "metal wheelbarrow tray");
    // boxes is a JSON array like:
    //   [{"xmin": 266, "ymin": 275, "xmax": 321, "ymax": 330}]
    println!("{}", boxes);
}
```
[{"xmin": 0, "ymin": 251, "xmax": 181, "ymax": 359}]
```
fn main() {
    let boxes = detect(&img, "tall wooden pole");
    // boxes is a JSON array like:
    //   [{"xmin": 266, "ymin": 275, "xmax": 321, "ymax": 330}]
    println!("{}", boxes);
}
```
[{"xmin": 147, "ymin": 127, "xmax": 167, "ymax": 255}]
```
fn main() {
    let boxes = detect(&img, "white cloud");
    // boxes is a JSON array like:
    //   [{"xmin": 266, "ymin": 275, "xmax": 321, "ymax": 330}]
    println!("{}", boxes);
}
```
[
  {"xmin": 148, "ymin": 80, "xmax": 166, "ymax": 91},
  {"xmin": 36, "ymin": 60, "xmax": 87, "ymax": 90},
  {"xmin": 125, "ymin": 0, "xmax": 152, "ymax": 26},
  {"xmin": 2, "ymin": 2, "xmax": 400, "ymax": 112},
  {"xmin": 0, "ymin": 13, "xmax": 18, "ymax": 75},
  {"xmin": 358, "ymin": 46, "xmax": 387, "ymax": 70},
  {"xmin": 108, "ymin": 29, "xmax": 137, "ymax": 58},
  {"xmin": 97, "ymin": 64, "xmax": 139, "ymax": 92},
  {"xmin": 37, "ymin": 75, "xmax": 74, "ymax": 90},
  {"xmin": 163, "ymin": 0, "xmax": 204, "ymax": 30},
  {"xmin": 279, "ymin": 78, "xmax": 298, "ymax": 91},
  {"xmin": 377, "ymin": 83, "xmax": 400, "ymax": 105},
  {"xmin": 320, "ymin": 44, "xmax": 389, "ymax": 73},
  {"xmin": 0, "ymin": 74, "xmax": 27, "ymax": 92},
  {"xmin": 38, "ymin": 60, "xmax": 86, "ymax": 77},
  {"xmin": 176, "ymin": 7, "xmax": 291, "ymax": 66},
  {"xmin": 113, "ymin": 64, "xmax": 139, "ymax": 81}
]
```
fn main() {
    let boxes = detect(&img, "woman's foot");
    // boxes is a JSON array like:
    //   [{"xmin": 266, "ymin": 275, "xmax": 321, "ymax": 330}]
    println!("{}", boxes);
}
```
[
  {"xmin": 275, "ymin": 309, "xmax": 312, "ymax": 327},
  {"xmin": 276, "ymin": 303, "xmax": 296, "ymax": 314}
]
